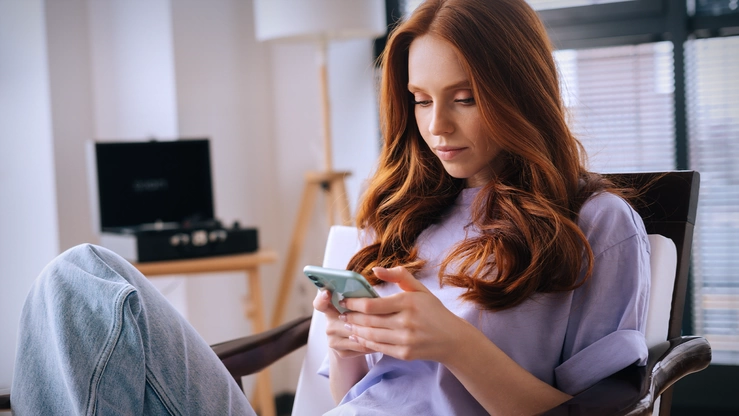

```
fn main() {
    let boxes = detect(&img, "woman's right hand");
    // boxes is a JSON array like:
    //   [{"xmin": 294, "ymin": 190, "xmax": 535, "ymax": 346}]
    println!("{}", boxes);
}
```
[
  {"xmin": 313, "ymin": 289, "xmax": 375, "ymax": 358},
  {"xmin": 314, "ymin": 289, "xmax": 373, "ymax": 403}
]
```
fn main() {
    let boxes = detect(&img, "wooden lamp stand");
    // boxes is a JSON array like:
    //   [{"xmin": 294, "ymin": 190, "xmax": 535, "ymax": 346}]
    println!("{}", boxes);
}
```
[{"xmin": 270, "ymin": 40, "xmax": 353, "ymax": 329}]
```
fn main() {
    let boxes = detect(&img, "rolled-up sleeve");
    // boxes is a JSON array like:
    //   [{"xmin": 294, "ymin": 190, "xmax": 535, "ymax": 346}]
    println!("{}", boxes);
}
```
[{"xmin": 555, "ymin": 195, "xmax": 651, "ymax": 395}]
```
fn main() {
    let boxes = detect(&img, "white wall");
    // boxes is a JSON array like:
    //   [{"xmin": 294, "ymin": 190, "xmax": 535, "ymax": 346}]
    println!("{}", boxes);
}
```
[
  {"xmin": 0, "ymin": 0, "xmax": 60, "ymax": 389},
  {"xmin": 169, "ymin": 0, "xmax": 278, "ymax": 394},
  {"xmin": 0, "ymin": 0, "xmax": 381, "ymax": 403},
  {"xmin": 86, "ymin": 0, "xmax": 192, "ymax": 315},
  {"xmin": 329, "ymin": 39, "xmax": 382, "ymax": 214},
  {"xmin": 266, "ymin": 37, "xmax": 381, "ymax": 392},
  {"xmin": 88, "ymin": 0, "xmax": 179, "ymax": 139},
  {"xmin": 45, "ymin": 0, "xmax": 96, "ymax": 252}
]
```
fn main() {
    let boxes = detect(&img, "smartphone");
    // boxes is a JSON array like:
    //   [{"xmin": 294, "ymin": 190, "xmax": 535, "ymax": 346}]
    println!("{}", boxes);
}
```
[{"xmin": 303, "ymin": 265, "xmax": 380, "ymax": 313}]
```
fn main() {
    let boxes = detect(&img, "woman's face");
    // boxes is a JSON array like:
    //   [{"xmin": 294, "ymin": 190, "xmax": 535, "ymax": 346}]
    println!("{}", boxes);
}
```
[{"xmin": 408, "ymin": 34, "xmax": 502, "ymax": 188}]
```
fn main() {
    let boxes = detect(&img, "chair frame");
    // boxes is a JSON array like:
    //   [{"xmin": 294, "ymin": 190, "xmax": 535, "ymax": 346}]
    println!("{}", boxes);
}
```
[{"xmin": 0, "ymin": 171, "xmax": 710, "ymax": 415}]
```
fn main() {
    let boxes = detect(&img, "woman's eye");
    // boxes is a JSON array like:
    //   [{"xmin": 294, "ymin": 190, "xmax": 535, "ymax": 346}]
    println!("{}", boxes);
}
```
[
  {"xmin": 413, "ymin": 99, "xmax": 432, "ymax": 107},
  {"xmin": 455, "ymin": 97, "xmax": 475, "ymax": 105}
]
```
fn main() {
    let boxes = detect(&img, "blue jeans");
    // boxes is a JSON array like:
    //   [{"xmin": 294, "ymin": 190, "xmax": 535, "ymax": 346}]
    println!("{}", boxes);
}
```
[{"xmin": 11, "ymin": 244, "xmax": 255, "ymax": 415}]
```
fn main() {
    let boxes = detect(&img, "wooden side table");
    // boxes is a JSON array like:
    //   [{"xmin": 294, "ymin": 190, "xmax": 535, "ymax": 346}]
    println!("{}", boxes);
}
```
[{"xmin": 133, "ymin": 250, "xmax": 278, "ymax": 416}]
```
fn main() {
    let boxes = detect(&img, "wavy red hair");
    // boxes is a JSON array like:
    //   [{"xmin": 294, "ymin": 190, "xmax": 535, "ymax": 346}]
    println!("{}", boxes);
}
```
[{"xmin": 347, "ymin": 0, "xmax": 621, "ymax": 310}]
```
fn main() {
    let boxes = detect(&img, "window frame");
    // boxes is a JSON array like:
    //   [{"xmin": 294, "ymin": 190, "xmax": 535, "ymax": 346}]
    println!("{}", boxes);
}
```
[
  {"xmin": 543, "ymin": 0, "xmax": 669, "ymax": 50},
  {"xmin": 538, "ymin": 0, "xmax": 665, "ymax": 25}
]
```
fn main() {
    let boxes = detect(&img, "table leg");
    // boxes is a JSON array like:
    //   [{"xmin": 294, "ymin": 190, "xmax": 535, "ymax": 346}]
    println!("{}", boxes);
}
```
[{"xmin": 244, "ymin": 266, "xmax": 275, "ymax": 416}]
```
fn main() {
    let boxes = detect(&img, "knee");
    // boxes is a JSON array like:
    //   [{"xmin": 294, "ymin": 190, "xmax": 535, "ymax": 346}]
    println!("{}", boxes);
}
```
[
  {"xmin": 51, "ymin": 243, "xmax": 103, "ymax": 271},
  {"xmin": 34, "ymin": 244, "xmax": 98, "ymax": 286},
  {"xmin": 60, "ymin": 243, "xmax": 98, "ymax": 259},
  {"xmin": 39, "ymin": 244, "xmax": 131, "ymax": 286},
  {"xmin": 56, "ymin": 243, "xmax": 133, "ymax": 267},
  {"xmin": 22, "ymin": 245, "xmax": 117, "ymax": 318},
  {"xmin": 30, "ymin": 244, "xmax": 139, "ymax": 306}
]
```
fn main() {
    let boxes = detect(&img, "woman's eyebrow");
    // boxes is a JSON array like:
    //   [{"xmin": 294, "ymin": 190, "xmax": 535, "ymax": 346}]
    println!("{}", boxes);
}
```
[{"xmin": 408, "ymin": 80, "xmax": 472, "ymax": 92}]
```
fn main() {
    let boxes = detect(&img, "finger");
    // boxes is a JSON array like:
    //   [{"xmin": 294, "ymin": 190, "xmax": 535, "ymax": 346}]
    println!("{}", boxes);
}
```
[
  {"xmin": 325, "ymin": 315, "xmax": 350, "ymax": 335},
  {"xmin": 314, "ymin": 290, "xmax": 343, "ymax": 319},
  {"xmin": 350, "ymin": 324, "xmax": 406, "ymax": 346},
  {"xmin": 313, "ymin": 289, "xmax": 328, "ymax": 308},
  {"xmin": 330, "ymin": 338, "xmax": 375, "ymax": 356},
  {"xmin": 342, "ymin": 295, "xmax": 405, "ymax": 315},
  {"xmin": 342, "ymin": 309, "xmax": 398, "ymax": 329},
  {"xmin": 350, "ymin": 335, "xmax": 410, "ymax": 361},
  {"xmin": 344, "ymin": 290, "xmax": 424, "ymax": 315},
  {"xmin": 326, "ymin": 319, "xmax": 376, "ymax": 354},
  {"xmin": 372, "ymin": 266, "xmax": 430, "ymax": 294}
]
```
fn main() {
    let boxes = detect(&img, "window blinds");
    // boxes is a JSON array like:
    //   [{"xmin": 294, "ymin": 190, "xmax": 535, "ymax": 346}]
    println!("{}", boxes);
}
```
[
  {"xmin": 554, "ymin": 43, "xmax": 676, "ymax": 173},
  {"xmin": 686, "ymin": 35, "xmax": 739, "ymax": 365}
]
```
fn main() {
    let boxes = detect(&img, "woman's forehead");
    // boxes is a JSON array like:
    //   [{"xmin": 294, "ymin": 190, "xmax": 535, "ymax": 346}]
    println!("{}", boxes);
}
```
[{"xmin": 407, "ymin": 35, "xmax": 469, "ymax": 91}]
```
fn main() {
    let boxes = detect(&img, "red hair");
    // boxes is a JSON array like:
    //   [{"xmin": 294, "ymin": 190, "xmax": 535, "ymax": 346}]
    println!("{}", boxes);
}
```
[{"xmin": 348, "ymin": 0, "xmax": 619, "ymax": 310}]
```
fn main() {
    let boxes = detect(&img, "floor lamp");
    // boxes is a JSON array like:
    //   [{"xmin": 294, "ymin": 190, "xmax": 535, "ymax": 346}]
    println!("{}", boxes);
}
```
[{"xmin": 254, "ymin": 0, "xmax": 387, "ymax": 332}]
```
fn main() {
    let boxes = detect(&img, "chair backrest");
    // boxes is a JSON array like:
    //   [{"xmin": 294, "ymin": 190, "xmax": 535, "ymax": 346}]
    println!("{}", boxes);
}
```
[
  {"xmin": 291, "ymin": 171, "xmax": 700, "ymax": 415},
  {"xmin": 604, "ymin": 171, "xmax": 700, "ymax": 343}
]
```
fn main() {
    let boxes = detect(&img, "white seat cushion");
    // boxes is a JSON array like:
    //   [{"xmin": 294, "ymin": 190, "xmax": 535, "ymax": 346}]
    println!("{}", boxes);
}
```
[
  {"xmin": 292, "ymin": 226, "xmax": 361, "ymax": 415},
  {"xmin": 645, "ymin": 234, "xmax": 677, "ymax": 348}
]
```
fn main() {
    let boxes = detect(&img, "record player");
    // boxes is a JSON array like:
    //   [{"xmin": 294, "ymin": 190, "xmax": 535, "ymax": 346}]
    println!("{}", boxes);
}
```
[{"xmin": 89, "ymin": 138, "xmax": 258, "ymax": 262}]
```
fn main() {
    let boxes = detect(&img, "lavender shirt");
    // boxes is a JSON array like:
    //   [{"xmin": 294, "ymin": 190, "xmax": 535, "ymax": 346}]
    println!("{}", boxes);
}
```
[{"xmin": 320, "ymin": 188, "xmax": 650, "ymax": 415}]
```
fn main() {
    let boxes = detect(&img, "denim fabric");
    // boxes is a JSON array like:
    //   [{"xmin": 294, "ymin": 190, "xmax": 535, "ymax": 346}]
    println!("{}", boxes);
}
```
[{"xmin": 11, "ymin": 244, "xmax": 255, "ymax": 415}]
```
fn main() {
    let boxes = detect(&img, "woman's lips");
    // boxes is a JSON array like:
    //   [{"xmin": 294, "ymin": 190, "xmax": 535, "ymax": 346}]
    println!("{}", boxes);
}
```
[{"xmin": 435, "ymin": 146, "xmax": 466, "ymax": 161}]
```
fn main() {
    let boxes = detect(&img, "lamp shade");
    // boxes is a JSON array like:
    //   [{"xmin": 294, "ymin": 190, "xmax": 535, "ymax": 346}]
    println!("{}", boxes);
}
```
[{"xmin": 254, "ymin": 0, "xmax": 387, "ymax": 42}]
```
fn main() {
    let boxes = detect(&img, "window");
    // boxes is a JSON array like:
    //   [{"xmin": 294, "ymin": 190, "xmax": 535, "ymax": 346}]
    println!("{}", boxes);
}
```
[
  {"xmin": 695, "ymin": 0, "xmax": 739, "ymax": 16},
  {"xmin": 686, "ymin": 35, "xmax": 739, "ymax": 364},
  {"xmin": 555, "ymin": 43, "xmax": 676, "ymax": 172},
  {"xmin": 397, "ymin": 0, "xmax": 420, "ymax": 17}
]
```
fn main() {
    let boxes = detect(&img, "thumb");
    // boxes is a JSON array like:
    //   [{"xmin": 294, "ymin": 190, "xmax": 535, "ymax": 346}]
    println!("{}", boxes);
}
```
[{"xmin": 372, "ymin": 266, "xmax": 429, "ymax": 293}]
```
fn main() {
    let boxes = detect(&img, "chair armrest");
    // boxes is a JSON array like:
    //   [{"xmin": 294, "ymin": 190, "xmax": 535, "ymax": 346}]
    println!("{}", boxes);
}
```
[
  {"xmin": 212, "ymin": 314, "xmax": 312, "ymax": 378},
  {"xmin": 0, "ymin": 388, "xmax": 9, "ymax": 410},
  {"xmin": 647, "ymin": 336, "xmax": 712, "ymax": 393},
  {"xmin": 542, "ymin": 335, "xmax": 711, "ymax": 416}
]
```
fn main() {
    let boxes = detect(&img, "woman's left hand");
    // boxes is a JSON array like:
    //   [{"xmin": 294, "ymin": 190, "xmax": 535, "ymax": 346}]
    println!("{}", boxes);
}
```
[{"xmin": 340, "ymin": 266, "xmax": 467, "ymax": 363}]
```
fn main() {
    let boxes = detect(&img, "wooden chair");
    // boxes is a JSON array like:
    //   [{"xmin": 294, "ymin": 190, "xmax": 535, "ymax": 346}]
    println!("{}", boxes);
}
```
[{"xmin": 0, "ymin": 171, "xmax": 710, "ymax": 415}]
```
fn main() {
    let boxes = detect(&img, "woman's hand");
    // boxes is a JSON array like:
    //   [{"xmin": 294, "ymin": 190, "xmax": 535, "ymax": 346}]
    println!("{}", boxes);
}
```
[
  {"xmin": 338, "ymin": 267, "xmax": 572, "ymax": 413},
  {"xmin": 314, "ymin": 287, "xmax": 376, "ymax": 403},
  {"xmin": 313, "ymin": 289, "xmax": 375, "ymax": 359},
  {"xmin": 340, "ymin": 266, "xmax": 466, "ymax": 364}
]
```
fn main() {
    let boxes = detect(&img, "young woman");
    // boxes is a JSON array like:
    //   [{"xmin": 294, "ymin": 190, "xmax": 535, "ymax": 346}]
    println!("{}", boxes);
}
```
[
  {"xmin": 312, "ymin": 0, "xmax": 650, "ymax": 414},
  {"xmin": 11, "ymin": 0, "xmax": 648, "ymax": 414}
]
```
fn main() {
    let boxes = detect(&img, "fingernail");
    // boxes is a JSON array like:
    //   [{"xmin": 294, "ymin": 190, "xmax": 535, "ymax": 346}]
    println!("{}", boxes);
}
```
[
  {"xmin": 344, "ymin": 323, "xmax": 352, "ymax": 331},
  {"xmin": 338, "ymin": 300, "xmax": 347, "ymax": 308},
  {"xmin": 349, "ymin": 335, "xmax": 358, "ymax": 343},
  {"xmin": 372, "ymin": 266, "xmax": 386, "ymax": 274},
  {"xmin": 321, "ymin": 290, "xmax": 330, "ymax": 299},
  {"xmin": 338, "ymin": 314, "xmax": 347, "ymax": 322}
]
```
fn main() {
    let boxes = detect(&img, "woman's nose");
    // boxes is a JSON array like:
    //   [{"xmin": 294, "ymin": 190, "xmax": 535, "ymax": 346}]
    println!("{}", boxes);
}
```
[{"xmin": 428, "ymin": 106, "xmax": 454, "ymax": 136}]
